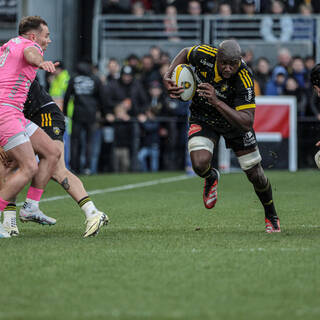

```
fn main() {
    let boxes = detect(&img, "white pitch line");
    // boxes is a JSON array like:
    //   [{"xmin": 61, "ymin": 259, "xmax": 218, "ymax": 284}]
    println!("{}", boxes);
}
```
[{"xmin": 17, "ymin": 174, "xmax": 193, "ymax": 206}]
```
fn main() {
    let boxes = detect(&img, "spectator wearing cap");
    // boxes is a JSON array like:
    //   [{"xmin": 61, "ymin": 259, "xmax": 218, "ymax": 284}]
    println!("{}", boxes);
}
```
[
  {"xmin": 241, "ymin": 0, "xmax": 256, "ymax": 15},
  {"xmin": 265, "ymin": 65, "xmax": 288, "ymax": 95},
  {"xmin": 125, "ymin": 54, "xmax": 141, "ymax": 77},
  {"xmin": 103, "ymin": 65, "xmax": 148, "ymax": 117},
  {"xmin": 63, "ymin": 61, "xmax": 105, "ymax": 174}
]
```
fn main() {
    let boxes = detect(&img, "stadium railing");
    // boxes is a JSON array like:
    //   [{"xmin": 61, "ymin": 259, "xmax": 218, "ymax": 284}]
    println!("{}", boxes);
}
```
[{"xmin": 92, "ymin": 14, "xmax": 318, "ymax": 67}]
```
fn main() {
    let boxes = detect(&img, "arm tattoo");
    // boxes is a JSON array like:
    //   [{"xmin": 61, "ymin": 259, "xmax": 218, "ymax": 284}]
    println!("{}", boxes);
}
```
[{"xmin": 61, "ymin": 177, "xmax": 70, "ymax": 190}]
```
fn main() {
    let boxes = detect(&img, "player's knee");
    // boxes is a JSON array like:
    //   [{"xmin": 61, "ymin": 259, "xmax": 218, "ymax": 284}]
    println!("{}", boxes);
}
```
[
  {"xmin": 23, "ymin": 159, "xmax": 39, "ymax": 180},
  {"xmin": 191, "ymin": 152, "xmax": 212, "ymax": 177},
  {"xmin": 188, "ymin": 137, "xmax": 214, "ymax": 176},
  {"xmin": 47, "ymin": 144, "xmax": 61, "ymax": 166},
  {"xmin": 237, "ymin": 150, "xmax": 261, "ymax": 171}
]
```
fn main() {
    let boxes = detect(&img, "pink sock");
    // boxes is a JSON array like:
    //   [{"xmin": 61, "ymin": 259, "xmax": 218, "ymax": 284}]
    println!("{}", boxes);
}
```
[
  {"xmin": 26, "ymin": 187, "xmax": 44, "ymax": 202},
  {"xmin": 0, "ymin": 197, "xmax": 9, "ymax": 211}
]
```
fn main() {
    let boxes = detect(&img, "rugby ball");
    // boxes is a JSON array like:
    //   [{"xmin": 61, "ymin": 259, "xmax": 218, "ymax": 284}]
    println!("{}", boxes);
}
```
[
  {"xmin": 172, "ymin": 64, "xmax": 196, "ymax": 101},
  {"xmin": 315, "ymin": 150, "xmax": 320, "ymax": 169}
]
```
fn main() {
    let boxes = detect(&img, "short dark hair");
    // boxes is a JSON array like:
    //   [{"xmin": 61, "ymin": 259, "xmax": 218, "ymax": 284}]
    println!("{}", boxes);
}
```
[
  {"xmin": 310, "ymin": 63, "xmax": 320, "ymax": 87},
  {"xmin": 18, "ymin": 16, "xmax": 48, "ymax": 36}
]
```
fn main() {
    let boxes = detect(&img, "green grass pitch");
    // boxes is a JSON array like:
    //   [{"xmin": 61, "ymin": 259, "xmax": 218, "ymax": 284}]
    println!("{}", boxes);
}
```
[{"xmin": 0, "ymin": 170, "xmax": 320, "ymax": 320}]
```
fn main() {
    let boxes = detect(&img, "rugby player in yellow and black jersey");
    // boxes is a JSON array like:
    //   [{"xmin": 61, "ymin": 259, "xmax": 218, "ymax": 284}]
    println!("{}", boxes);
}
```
[{"xmin": 164, "ymin": 39, "xmax": 280, "ymax": 233}]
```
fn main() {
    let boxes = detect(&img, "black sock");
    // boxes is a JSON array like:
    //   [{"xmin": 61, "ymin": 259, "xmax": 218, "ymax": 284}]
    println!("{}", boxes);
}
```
[
  {"xmin": 199, "ymin": 166, "xmax": 217, "ymax": 184},
  {"xmin": 254, "ymin": 180, "xmax": 277, "ymax": 219}
]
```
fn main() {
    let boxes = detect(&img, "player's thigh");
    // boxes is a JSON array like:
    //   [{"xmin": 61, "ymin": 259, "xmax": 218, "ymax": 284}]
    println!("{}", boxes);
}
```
[
  {"xmin": 188, "ymin": 122, "xmax": 218, "ymax": 165},
  {"xmin": 29, "ymin": 127, "xmax": 60, "ymax": 159},
  {"xmin": 187, "ymin": 123, "xmax": 218, "ymax": 154},
  {"xmin": 6, "ymin": 141, "xmax": 38, "ymax": 173}
]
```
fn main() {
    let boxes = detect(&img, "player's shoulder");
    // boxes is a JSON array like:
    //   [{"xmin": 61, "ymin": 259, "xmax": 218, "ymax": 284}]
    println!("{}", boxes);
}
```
[
  {"xmin": 188, "ymin": 44, "xmax": 218, "ymax": 64},
  {"xmin": 235, "ymin": 60, "xmax": 254, "ymax": 89}
]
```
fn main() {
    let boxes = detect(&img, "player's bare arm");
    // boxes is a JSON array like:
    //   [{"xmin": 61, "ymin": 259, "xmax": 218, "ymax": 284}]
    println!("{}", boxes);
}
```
[
  {"xmin": 163, "ymin": 48, "xmax": 190, "ymax": 99},
  {"xmin": 24, "ymin": 47, "xmax": 59, "ymax": 73},
  {"xmin": 197, "ymin": 82, "xmax": 254, "ymax": 131}
]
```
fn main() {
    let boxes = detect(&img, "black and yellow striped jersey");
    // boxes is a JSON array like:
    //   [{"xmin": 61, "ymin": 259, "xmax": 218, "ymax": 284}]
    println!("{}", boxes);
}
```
[{"xmin": 187, "ymin": 44, "xmax": 255, "ymax": 132}]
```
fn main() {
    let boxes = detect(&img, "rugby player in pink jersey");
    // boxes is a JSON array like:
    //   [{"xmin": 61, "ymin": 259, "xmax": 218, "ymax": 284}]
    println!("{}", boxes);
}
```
[{"xmin": 0, "ymin": 16, "xmax": 60, "ymax": 238}]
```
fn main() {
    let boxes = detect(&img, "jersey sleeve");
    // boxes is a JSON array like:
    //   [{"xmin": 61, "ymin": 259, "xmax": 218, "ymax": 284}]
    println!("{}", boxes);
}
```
[
  {"xmin": 187, "ymin": 44, "xmax": 218, "ymax": 66},
  {"xmin": 24, "ymin": 42, "xmax": 43, "ymax": 56},
  {"xmin": 234, "ymin": 68, "xmax": 256, "ymax": 111}
]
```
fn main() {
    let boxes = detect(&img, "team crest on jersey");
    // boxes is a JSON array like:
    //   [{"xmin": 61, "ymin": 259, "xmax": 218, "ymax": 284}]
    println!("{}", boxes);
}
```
[
  {"xmin": 53, "ymin": 127, "xmax": 60, "ymax": 136},
  {"xmin": 188, "ymin": 124, "xmax": 202, "ymax": 136},
  {"xmin": 221, "ymin": 84, "xmax": 228, "ymax": 92}
]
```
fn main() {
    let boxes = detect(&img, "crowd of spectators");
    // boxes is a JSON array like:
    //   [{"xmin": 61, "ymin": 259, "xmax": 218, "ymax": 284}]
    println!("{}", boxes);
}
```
[
  {"xmin": 47, "ymin": 46, "xmax": 190, "ymax": 174},
  {"xmin": 102, "ymin": 0, "xmax": 320, "ymax": 15}
]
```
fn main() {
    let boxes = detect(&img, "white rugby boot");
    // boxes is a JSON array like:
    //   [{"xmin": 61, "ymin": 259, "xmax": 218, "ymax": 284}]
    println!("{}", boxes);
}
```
[
  {"xmin": 19, "ymin": 203, "xmax": 56, "ymax": 225},
  {"xmin": 3, "ymin": 211, "xmax": 19, "ymax": 236},
  {"xmin": 83, "ymin": 210, "xmax": 109, "ymax": 238}
]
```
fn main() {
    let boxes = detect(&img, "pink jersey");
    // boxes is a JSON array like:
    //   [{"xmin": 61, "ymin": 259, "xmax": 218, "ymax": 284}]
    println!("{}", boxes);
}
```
[{"xmin": 0, "ymin": 36, "xmax": 43, "ymax": 112}]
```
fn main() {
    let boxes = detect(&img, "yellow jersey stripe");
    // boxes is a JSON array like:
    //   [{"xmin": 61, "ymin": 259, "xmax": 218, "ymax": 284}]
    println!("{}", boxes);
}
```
[
  {"xmin": 242, "ymin": 69, "xmax": 253, "ymax": 87},
  {"xmin": 44, "ymin": 113, "xmax": 48, "ymax": 126},
  {"xmin": 236, "ymin": 104, "xmax": 256, "ymax": 111},
  {"xmin": 197, "ymin": 48, "xmax": 216, "ymax": 57},
  {"xmin": 41, "ymin": 113, "xmax": 45, "ymax": 127},
  {"xmin": 240, "ymin": 70, "xmax": 250, "ymax": 87},
  {"xmin": 187, "ymin": 46, "xmax": 197, "ymax": 62},
  {"xmin": 199, "ymin": 45, "xmax": 218, "ymax": 53},
  {"xmin": 239, "ymin": 72, "xmax": 249, "ymax": 88},
  {"xmin": 48, "ymin": 113, "xmax": 52, "ymax": 127}
]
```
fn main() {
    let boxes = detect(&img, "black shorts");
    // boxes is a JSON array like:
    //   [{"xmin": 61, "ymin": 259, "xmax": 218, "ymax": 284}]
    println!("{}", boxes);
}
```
[
  {"xmin": 30, "ymin": 103, "xmax": 65, "ymax": 142},
  {"xmin": 188, "ymin": 121, "xmax": 258, "ymax": 152}
]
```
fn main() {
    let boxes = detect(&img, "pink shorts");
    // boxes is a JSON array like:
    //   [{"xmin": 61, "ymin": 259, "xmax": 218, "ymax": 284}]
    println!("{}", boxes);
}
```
[{"xmin": 0, "ymin": 104, "xmax": 33, "ymax": 151}]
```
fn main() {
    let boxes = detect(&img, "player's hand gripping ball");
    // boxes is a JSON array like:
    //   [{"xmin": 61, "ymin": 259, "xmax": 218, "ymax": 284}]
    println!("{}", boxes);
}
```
[{"xmin": 172, "ymin": 64, "xmax": 196, "ymax": 101}]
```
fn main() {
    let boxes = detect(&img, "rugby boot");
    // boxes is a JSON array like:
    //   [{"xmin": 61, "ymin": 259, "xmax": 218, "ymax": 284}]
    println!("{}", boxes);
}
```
[
  {"xmin": 83, "ymin": 210, "xmax": 109, "ymax": 238},
  {"xmin": 0, "ymin": 222, "xmax": 11, "ymax": 239},
  {"xmin": 265, "ymin": 216, "xmax": 281, "ymax": 233},
  {"xmin": 3, "ymin": 212, "xmax": 19, "ymax": 236},
  {"xmin": 19, "ymin": 203, "xmax": 56, "ymax": 225},
  {"xmin": 203, "ymin": 168, "xmax": 220, "ymax": 209}
]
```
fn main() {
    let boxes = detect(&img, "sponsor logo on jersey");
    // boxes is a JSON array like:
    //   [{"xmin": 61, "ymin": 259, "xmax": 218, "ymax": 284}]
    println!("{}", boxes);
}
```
[
  {"xmin": 188, "ymin": 124, "xmax": 202, "ymax": 136},
  {"xmin": 245, "ymin": 88, "xmax": 253, "ymax": 102},
  {"xmin": 243, "ymin": 131, "xmax": 256, "ymax": 147},
  {"xmin": 215, "ymin": 89, "xmax": 227, "ymax": 99},
  {"xmin": 200, "ymin": 59, "xmax": 214, "ymax": 68}
]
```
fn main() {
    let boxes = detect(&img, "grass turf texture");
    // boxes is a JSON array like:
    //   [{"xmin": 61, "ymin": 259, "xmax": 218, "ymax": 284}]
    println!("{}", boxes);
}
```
[{"xmin": 0, "ymin": 170, "xmax": 320, "ymax": 320}]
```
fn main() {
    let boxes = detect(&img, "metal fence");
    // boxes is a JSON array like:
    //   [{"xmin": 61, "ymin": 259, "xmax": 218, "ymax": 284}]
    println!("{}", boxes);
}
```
[{"xmin": 92, "ymin": 14, "xmax": 320, "ymax": 67}]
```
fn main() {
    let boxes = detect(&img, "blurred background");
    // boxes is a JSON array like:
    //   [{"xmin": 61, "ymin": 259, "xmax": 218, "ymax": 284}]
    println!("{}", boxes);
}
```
[{"xmin": 1, "ymin": 0, "xmax": 320, "ymax": 174}]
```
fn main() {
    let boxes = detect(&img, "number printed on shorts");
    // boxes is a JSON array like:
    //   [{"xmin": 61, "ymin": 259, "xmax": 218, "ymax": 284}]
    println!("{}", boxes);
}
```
[{"xmin": 0, "ymin": 47, "xmax": 10, "ymax": 67}]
